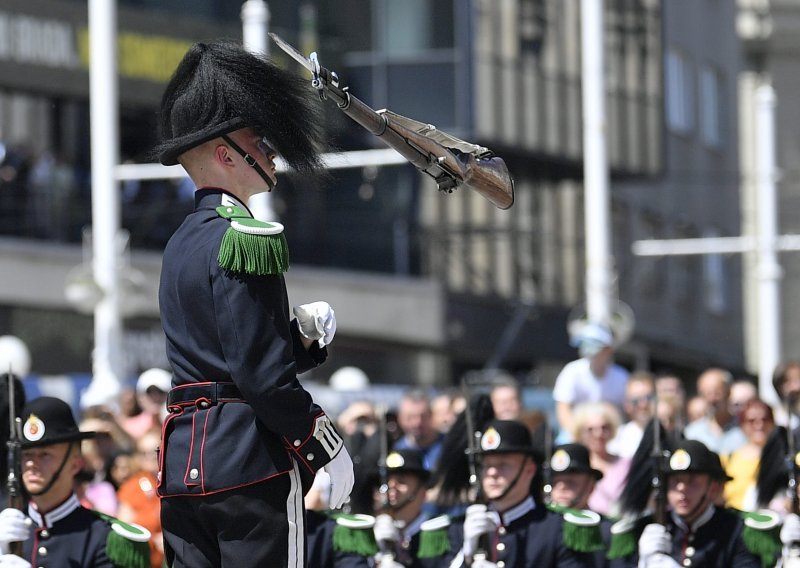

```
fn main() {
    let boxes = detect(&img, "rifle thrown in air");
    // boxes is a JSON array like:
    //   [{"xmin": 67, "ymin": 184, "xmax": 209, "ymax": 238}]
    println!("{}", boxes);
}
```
[{"xmin": 270, "ymin": 33, "xmax": 515, "ymax": 210}]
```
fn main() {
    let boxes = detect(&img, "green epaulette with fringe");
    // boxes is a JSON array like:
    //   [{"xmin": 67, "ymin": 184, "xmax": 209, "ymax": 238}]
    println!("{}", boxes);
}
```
[
  {"xmin": 417, "ymin": 514, "xmax": 452, "ymax": 559},
  {"xmin": 547, "ymin": 503, "xmax": 605, "ymax": 553},
  {"xmin": 216, "ymin": 205, "xmax": 289, "ymax": 275},
  {"xmin": 94, "ymin": 512, "xmax": 151, "ymax": 568},
  {"xmin": 740, "ymin": 509, "xmax": 782, "ymax": 568},
  {"xmin": 606, "ymin": 515, "xmax": 640, "ymax": 560},
  {"xmin": 332, "ymin": 513, "xmax": 379, "ymax": 557}
]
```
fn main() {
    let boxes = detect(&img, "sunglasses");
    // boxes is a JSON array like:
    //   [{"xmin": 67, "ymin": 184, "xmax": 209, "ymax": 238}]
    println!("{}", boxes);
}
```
[{"xmin": 626, "ymin": 394, "xmax": 656, "ymax": 406}]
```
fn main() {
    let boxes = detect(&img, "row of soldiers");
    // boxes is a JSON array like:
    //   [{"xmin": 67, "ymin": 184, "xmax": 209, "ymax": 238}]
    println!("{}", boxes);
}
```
[{"xmin": 310, "ymin": 414, "xmax": 800, "ymax": 567}]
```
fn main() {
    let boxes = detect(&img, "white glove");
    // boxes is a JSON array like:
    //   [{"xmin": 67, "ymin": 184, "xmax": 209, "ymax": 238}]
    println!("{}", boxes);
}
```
[
  {"xmin": 462, "ymin": 504, "xmax": 498, "ymax": 559},
  {"xmin": 638, "ymin": 523, "xmax": 673, "ymax": 559},
  {"xmin": 374, "ymin": 514, "xmax": 401, "ymax": 546},
  {"xmin": 322, "ymin": 447, "xmax": 354, "ymax": 509},
  {"xmin": 783, "ymin": 514, "xmax": 800, "ymax": 545},
  {"xmin": 0, "ymin": 510, "xmax": 30, "ymax": 555},
  {"xmin": 0, "ymin": 555, "xmax": 31, "ymax": 568},
  {"xmin": 375, "ymin": 553, "xmax": 405, "ymax": 568},
  {"xmin": 637, "ymin": 555, "xmax": 680, "ymax": 568},
  {"xmin": 471, "ymin": 560, "xmax": 498, "ymax": 568},
  {"xmin": 293, "ymin": 302, "xmax": 336, "ymax": 347}
]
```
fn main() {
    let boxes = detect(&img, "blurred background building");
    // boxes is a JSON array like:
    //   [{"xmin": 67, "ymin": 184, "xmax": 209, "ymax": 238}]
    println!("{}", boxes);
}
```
[{"xmin": 0, "ymin": 0, "xmax": 788, "ymax": 406}]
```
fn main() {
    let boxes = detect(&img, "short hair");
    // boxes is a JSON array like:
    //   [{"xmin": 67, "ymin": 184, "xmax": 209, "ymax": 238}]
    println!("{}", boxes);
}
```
[
  {"xmin": 570, "ymin": 401, "xmax": 622, "ymax": 441},
  {"xmin": 772, "ymin": 361, "xmax": 800, "ymax": 396}
]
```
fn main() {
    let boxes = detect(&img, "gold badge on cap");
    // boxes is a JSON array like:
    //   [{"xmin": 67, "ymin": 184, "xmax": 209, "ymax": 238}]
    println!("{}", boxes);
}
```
[
  {"xmin": 551, "ymin": 449, "xmax": 571, "ymax": 472},
  {"xmin": 23, "ymin": 414, "xmax": 45, "ymax": 442},
  {"xmin": 794, "ymin": 452, "xmax": 800, "ymax": 468},
  {"xmin": 670, "ymin": 449, "xmax": 691, "ymax": 471},
  {"xmin": 481, "ymin": 427, "xmax": 501, "ymax": 451},
  {"xmin": 385, "ymin": 452, "xmax": 405, "ymax": 468}
]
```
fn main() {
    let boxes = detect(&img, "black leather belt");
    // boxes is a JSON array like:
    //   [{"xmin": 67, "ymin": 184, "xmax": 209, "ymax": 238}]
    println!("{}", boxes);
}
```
[{"xmin": 167, "ymin": 382, "xmax": 244, "ymax": 406}]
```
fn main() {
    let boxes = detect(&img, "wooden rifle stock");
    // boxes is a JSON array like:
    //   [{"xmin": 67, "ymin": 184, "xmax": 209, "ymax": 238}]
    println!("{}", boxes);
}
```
[{"xmin": 270, "ymin": 34, "xmax": 515, "ymax": 210}]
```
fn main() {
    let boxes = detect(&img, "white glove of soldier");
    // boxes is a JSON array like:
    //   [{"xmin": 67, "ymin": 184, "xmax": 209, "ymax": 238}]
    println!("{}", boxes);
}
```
[
  {"xmin": 375, "ymin": 553, "xmax": 405, "ymax": 568},
  {"xmin": 323, "ymin": 447, "xmax": 354, "ymax": 509},
  {"xmin": 0, "ymin": 509, "xmax": 30, "ymax": 555},
  {"xmin": 470, "ymin": 560, "xmax": 498, "ymax": 568},
  {"xmin": 638, "ymin": 555, "xmax": 681, "ymax": 568},
  {"xmin": 638, "ymin": 523, "xmax": 673, "ymax": 561},
  {"xmin": 374, "ymin": 514, "xmax": 401, "ymax": 546},
  {"xmin": 462, "ymin": 504, "xmax": 499, "ymax": 559},
  {"xmin": 293, "ymin": 301, "xmax": 336, "ymax": 347},
  {"xmin": 0, "ymin": 554, "xmax": 32, "ymax": 568},
  {"xmin": 782, "ymin": 514, "xmax": 800, "ymax": 545}
]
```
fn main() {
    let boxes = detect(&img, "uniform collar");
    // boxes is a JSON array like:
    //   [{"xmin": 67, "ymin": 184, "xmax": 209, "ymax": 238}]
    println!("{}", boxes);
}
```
[
  {"xmin": 194, "ymin": 188, "xmax": 252, "ymax": 216},
  {"xmin": 402, "ymin": 512, "xmax": 427, "ymax": 541},
  {"xmin": 28, "ymin": 493, "xmax": 81, "ymax": 528},
  {"xmin": 496, "ymin": 495, "xmax": 536, "ymax": 526},
  {"xmin": 671, "ymin": 504, "xmax": 715, "ymax": 532}
]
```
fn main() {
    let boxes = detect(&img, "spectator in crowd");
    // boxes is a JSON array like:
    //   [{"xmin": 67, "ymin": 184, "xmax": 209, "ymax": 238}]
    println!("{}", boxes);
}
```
[
  {"xmin": 608, "ymin": 371, "xmax": 656, "ymax": 459},
  {"xmin": 728, "ymin": 380, "xmax": 758, "ymax": 424},
  {"xmin": 117, "ymin": 427, "xmax": 164, "ymax": 568},
  {"xmin": 553, "ymin": 322, "xmax": 629, "ymax": 442},
  {"xmin": 657, "ymin": 392, "xmax": 684, "ymax": 433},
  {"xmin": 122, "ymin": 368, "xmax": 170, "ymax": 439},
  {"xmin": 571, "ymin": 401, "xmax": 629, "ymax": 518},
  {"xmin": 489, "ymin": 374, "xmax": 523, "ymax": 420},
  {"xmin": 106, "ymin": 449, "xmax": 135, "ymax": 491},
  {"xmin": 655, "ymin": 373, "xmax": 687, "ymax": 431},
  {"xmin": 721, "ymin": 399, "xmax": 775, "ymax": 511},
  {"xmin": 686, "ymin": 395, "xmax": 709, "ymax": 424},
  {"xmin": 772, "ymin": 360, "xmax": 800, "ymax": 428},
  {"xmin": 394, "ymin": 389, "xmax": 444, "ymax": 472},
  {"xmin": 431, "ymin": 390, "xmax": 460, "ymax": 434},
  {"xmin": 684, "ymin": 367, "xmax": 747, "ymax": 454}
]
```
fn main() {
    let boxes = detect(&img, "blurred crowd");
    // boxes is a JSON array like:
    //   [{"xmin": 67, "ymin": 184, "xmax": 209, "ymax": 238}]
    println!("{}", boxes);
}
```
[{"xmin": 4, "ymin": 321, "xmax": 800, "ymax": 566}]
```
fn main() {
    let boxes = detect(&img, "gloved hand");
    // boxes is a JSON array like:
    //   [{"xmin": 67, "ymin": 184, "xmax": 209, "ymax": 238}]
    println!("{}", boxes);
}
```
[
  {"xmin": 374, "ymin": 514, "xmax": 401, "ymax": 546},
  {"xmin": 783, "ymin": 514, "xmax": 800, "ymax": 545},
  {"xmin": 462, "ymin": 504, "xmax": 498, "ymax": 559},
  {"xmin": 638, "ymin": 523, "xmax": 672, "ymax": 559},
  {"xmin": 322, "ymin": 447, "xmax": 354, "ymax": 509},
  {"xmin": 375, "ymin": 553, "xmax": 405, "ymax": 568},
  {"xmin": 293, "ymin": 302, "xmax": 336, "ymax": 347},
  {"xmin": 0, "ymin": 554, "xmax": 32, "ymax": 568},
  {"xmin": 0, "ymin": 509, "xmax": 30, "ymax": 555},
  {"xmin": 638, "ymin": 555, "xmax": 680, "ymax": 568}
]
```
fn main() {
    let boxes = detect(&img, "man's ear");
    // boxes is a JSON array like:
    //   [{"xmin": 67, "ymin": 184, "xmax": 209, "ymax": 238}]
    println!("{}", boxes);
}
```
[{"xmin": 214, "ymin": 143, "xmax": 235, "ymax": 167}]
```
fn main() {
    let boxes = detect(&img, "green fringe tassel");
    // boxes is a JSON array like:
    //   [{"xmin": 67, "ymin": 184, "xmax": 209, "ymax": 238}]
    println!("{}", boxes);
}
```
[
  {"xmin": 563, "ymin": 521, "xmax": 605, "ymax": 553},
  {"xmin": 95, "ymin": 513, "xmax": 151, "ymax": 568},
  {"xmin": 606, "ymin": 529, "xmax": 637, "ymax": 560},
  {"xmin": 743, "ymin": 524, "xmax": 782, "ymax": 568},
  {"xmin": 333, "ymin": 524, "xmax": 378, "ymax": 557},
  {"xmin": 218, "ymin": 227, "xmax": 289, "ymax": 275},
  {"xmin": 417, "ymin": 527, "xmax": 451, "ymax": 558}
]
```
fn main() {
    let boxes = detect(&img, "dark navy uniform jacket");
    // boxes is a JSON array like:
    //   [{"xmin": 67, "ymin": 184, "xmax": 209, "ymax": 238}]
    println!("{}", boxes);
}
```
[
  {"xmin": 447, "ymin": 497, "xmax": 596, "ymax": 567},
  {"xmin": 19, "ymin": 494, "xmax": 145, "ymax": 568},
  {"xmin": 158, "ymin": 188, "xmax": 339, "ymax": 497},
  {"xmin": 619, "ymin": 507, "xmax": 761, "ymax": 568}
]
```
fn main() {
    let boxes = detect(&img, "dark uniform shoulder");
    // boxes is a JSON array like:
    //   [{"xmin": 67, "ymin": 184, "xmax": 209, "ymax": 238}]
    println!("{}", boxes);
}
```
[{"xmin": 91, "ymin": 511, "xmax": 152, "ymax": 568}]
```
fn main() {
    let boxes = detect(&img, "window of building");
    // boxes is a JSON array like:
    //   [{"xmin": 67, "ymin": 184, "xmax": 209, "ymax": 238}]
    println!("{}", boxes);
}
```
[
  {"xmin": 702, "ymin": 229, "xmax": 728, "ymax": 314},
  {"xmin": 665, "ymin": 48, "xmax": 694, "ymax": 134},
  {"xmin": 700, "ymin": 65, "xmax": 724, "ymax": 148}
]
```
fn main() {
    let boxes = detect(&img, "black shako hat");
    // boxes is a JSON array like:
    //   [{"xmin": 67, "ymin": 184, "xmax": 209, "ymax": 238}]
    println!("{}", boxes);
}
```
[
  {"xmin": 20, "ymin": 397, "xmax": 96, "ymax": 449},
  {"xmin": 383, "ymin": 448, "xmax": 430, "ymax": 480},
  {"xmin": 666, "ymin": 439, "xmax": 732, "ymax": 481},
  {"xmin": 549, "ymin": 443, "xmax": 603, "ymax": 480},
  {"xmin": 154, "ymin": 40, "xmax": 325, "ymax": 170},
  {"xmin": 472, "ymin": 420, "xmax": 543, "ymax": 463}
]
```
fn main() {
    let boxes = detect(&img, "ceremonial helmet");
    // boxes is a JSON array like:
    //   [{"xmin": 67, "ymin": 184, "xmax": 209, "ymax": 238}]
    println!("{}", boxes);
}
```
[
  {"xmin": 549, "ymin": 443, "xmax": 603, "ymax": 480},
  {"xmin": 154, "ymin": 40, "xmax": 325, "ymax": 171},
  {"xmin": 474, "ymin": 419, "xmax": 543, "ymax": 463},
  {"xmin": 665, "ymin": 440, "xmax": 732, "ymax": 481},
  {"xmin": 20, "ymin": 396, "xmax": 96, "ymax": 449}
]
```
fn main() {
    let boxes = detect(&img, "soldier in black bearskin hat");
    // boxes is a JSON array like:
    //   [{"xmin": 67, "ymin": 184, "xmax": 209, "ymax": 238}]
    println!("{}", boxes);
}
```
[
  {"xmin": 0, "ymin": 397, "xmax": 150, "ymax": 567},
  {"xmin": 153, "ymin": 40, "xmax": 354, "ymax": 567}
]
